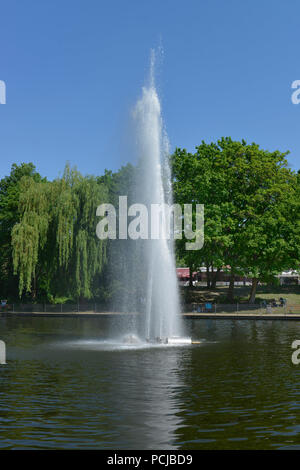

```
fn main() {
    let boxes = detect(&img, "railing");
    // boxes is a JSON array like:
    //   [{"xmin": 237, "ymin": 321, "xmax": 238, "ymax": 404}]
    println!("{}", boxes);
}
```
[
  {"xmin": 183, "ymin": 302, "xmax": 300, "ymax": 314},
  {"xmin": 286, "ymin": 305, "xmax": 300, "ymax": 314},
  {"xmin": 0, "ymin": 303, "xmax": 108, "ymax": 313},
  {"xmin": 0, "ymin": 303, "xmax": 299, "ymax": 315}
]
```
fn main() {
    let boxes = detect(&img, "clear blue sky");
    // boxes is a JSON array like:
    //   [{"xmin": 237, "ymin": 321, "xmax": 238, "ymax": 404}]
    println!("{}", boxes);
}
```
[{"xmin": 0, "ymin": 0, "xmax": 300, "ymax": 180}]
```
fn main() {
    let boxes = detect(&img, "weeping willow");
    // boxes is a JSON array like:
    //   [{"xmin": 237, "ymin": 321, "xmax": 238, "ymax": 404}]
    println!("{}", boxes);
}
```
[{"xmin": 12, "ymin": 165, "xmax": 108, "ymax": 299}]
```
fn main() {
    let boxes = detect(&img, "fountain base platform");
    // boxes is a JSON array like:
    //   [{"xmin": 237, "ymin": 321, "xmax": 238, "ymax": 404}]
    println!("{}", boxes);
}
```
[
  {"xmin": 146, "ymin": 336, "xmax": 193, "ymax": 345},
  {"xmin": 121, "ymin": 335, "xmax": 199, "ymax": 346},
  {"xmin": 165, "ymin": 336, "xmax": 192, "ymax": 345}
]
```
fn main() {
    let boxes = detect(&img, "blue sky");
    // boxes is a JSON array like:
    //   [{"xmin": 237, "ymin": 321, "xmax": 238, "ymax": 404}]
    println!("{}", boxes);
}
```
[{"xmin": 0, "ymin": 0, "xmax": 300, "ymax": 180}]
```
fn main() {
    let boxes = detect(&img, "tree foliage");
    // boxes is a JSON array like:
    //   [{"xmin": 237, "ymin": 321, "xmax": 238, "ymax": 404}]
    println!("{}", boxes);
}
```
[
  {"xmin": 12, "ymin": 165, "xmax": 108, "ymax": 300},
  {"xmin": 172, "ymin": 138, "xmax": 300, "ymax": 301},
  {"xmin": 1, "ymin": 139, "xmax": 299, "ymax": 305},
  {"xmin": 0, "ymin": 163, "xmax": 44, "ymax": 298}
]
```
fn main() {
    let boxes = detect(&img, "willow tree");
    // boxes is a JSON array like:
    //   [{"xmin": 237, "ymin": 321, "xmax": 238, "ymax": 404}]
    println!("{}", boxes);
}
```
[
  {"xmin": 12, "ymin": 165, "xmax": 108, "ymax": 300},
  {"xmin": 0, "ymin": 163, "xmax": 44, "ymax": 299}
]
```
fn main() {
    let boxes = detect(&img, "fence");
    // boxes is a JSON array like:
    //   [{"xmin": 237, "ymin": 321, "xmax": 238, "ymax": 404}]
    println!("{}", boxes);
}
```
[
  {"xmin": 0, "ymin": 302, "xmax": 299, "ymax": 315},
  {"xmin": 0, "ymin": 303, "xmax": 108, "ymax": 313},
  {"xmin": 183, "ymin": 302, "xmax": 300, "ymax": 314}
]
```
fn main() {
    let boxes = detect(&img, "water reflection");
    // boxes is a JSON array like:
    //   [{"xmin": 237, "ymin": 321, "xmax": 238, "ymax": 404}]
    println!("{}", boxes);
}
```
[
  {"xmin": 56, "ymin": 338, "xmax": 187, "ymax": 448},
  {"xmin": 0, "ymin": 316, "xmax": 300, "ymax": 449},
  {"xmin": 107, "ymin": 348, "xmax": 186, "ymax": 449}
]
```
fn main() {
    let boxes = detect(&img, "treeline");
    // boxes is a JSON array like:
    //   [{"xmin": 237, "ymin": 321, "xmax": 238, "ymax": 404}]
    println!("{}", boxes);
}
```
[
  {"xmin": 0, "ymin": 137, "xmax": 299, "ymax": 304},
  {"xmin": 0, "ymin": 162, "xmax": 136, "ymax": 304}
]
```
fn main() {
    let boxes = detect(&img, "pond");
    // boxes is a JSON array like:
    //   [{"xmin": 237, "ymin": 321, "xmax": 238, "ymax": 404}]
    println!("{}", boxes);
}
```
[{"xmin": 0, "ymin": 315, "xmax": 299, "ymax": 449}]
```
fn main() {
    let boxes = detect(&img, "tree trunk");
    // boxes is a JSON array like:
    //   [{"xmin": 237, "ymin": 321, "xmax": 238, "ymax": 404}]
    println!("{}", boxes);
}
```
[
  {"xmin": 211, "ymin": 267, "xmax": 220, "ymax": 289},
  {"xmin": 189, "ymin": 266, "xmax": 193, "ymax": 288},
  {"xmin": 206, "ymin": 264, "xmax": 211, "ymax": 288},
  {"xmin": 32, "ymin": 276, "xmax": 37, "ymax": 300},
  {"xmin": 249, "ymin": 278, "xmax": 258, "ymax": 303},
  {"xmin": 226, "ymin": 272, "xmax": 235, "ymax": 302}
]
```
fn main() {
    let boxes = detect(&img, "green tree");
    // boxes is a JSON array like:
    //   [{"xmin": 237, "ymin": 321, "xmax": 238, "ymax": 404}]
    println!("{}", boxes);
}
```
[
  {"xmin": 12, "ymin": 165, "xmax": 109, "ymax": 301},
  {"xmin": 172, "ymin": 138, "xmax": 300, "ymax": 302},
  {"xmin": 0, "ymin": 163, "xmax": 44, "ymax": 299},
  {"xmin": 97, "ymin": 164, "xmax": 139, "ymax": 308}
]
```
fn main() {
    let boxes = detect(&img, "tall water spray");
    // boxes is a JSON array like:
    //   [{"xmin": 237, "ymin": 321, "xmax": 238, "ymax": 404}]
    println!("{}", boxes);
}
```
[{"xmin": 132, "ymin": 53, "xmax": 183, "ymax": 341}]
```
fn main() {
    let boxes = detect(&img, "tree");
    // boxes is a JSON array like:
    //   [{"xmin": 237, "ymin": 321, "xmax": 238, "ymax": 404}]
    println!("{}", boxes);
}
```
[
  {"xmin": 172, "ymin": 142, "xmax": 235, "ymax": 295},
  {"xmin": 12, "ymin": 165, "xmax": 109, "ymax": 301},
  {"xmin": 97, "ymin": 164, "xmax": 139, "ymax": 309},
  {"xmin": 0, "ymin": 163, "xmax": 44, "ymax": 299},
  {"xmin": 172, "ymin": 138, "xmax": 300, "ymax": 302}
]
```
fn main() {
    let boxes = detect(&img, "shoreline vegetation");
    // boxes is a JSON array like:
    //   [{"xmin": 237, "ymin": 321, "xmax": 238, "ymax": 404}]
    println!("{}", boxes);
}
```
[{"xmin": 0, "ymin": 138, "xmax": 299, "ymax": 307}]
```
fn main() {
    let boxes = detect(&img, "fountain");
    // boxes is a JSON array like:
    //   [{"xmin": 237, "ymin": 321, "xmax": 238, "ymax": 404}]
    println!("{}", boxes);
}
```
[{"xmin": 127, "ymin": 51, "xmax": 190, "ymax": 345}]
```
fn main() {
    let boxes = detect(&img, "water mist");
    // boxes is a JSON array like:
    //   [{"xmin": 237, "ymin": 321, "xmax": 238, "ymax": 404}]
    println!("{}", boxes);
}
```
[
  {"xmin": 109, "ymin": 52, "xmax": 187, "ymax": 345},
  {"xmin": 132, "ymin": 54, "xmax": 182, "ymax": 341}
]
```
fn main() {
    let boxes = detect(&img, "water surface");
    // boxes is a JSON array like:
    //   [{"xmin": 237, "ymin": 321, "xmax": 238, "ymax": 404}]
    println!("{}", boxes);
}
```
[{"xmin": 0, "ymin": 316, "xmax": 299, "ymax": 449}]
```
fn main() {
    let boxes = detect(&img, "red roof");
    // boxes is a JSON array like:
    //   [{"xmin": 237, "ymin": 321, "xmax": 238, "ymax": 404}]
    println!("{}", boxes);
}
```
[
  {"xmin": 176, "ymin": 268, "xmax": 197, "ymax": 279},
  {"xmin": 177, "ymin": 268, "xmax": 189, "ymax": 278}
]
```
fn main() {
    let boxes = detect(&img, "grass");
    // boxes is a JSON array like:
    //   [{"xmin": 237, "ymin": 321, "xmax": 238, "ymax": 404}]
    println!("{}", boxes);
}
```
[{"xmin": 180, "ymin": 284, "xmax": 300, "ymax": 305}]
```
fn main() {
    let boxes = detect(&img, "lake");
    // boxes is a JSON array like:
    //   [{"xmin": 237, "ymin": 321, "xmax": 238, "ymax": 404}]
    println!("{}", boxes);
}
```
[{"xmin": 0, "ymin": 315, "xmax": 299, "ymax": 449}]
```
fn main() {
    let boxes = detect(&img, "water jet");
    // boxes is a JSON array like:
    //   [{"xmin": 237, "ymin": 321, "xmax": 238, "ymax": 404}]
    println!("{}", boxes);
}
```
[{"xmin": 128, "ymin": 50, "xmax": 191, "ymax": 346}]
